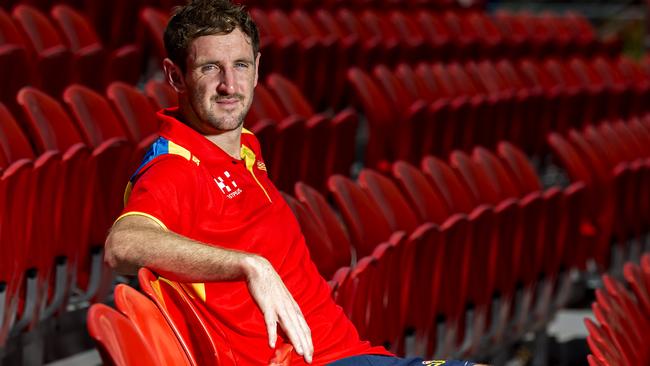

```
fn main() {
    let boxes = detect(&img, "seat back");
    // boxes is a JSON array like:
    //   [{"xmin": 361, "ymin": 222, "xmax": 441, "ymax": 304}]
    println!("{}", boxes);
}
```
[
  {"xmin": 87, "ymin": 303, "xmax": 159, "ymax": 366},
  {"xmin": 282, "ymin": 192, "xmax": 342, "ymax": 279},
  {"xmin": 113, "ymin": 284, "xmax": 192, "ymax": 366},
  {"xmin": 17, "ymin": 87, "xmax": 85, "ymax": 152},
  {"xmin": 266, "ymin": 73, "xmax": 314, "ymax": 118},
  {"xmin": 357, "ymin": 168, "xmax": 419, "ymax": 233},
  {"xmin": 421, "ymin": 155, "xmax": 477, "ymax": 213},
  {"xmin": 63, "ymin": 84, "xmax": 128, "ymax": 147},
  {"xmin": 391, "ymin": 160, "xmax": 450, "ymax": 224},
  {"xmin": 497, "ymin": 141, "xmax": 542, "ymax": 194},
  {"xmin": 294, "ymin": 181, "xmax": 353, "ymax": 266},
  {"xmin": 137, "ymin": 268, "xmax": 230, "ymax": 366},
  {"xmin": 50, "ymin": 5, "xmax": 101, "ymax": 51},
  {"xmin": 106, "ymin": 81, "xmax": 159, "ymax": 142},
  {"xmin": 327, "ymin": 174, "xmax": 393, "ymax": 258},
  {"xmin": 144, "ymin": 79, "xmax": 176, "ymax": 110}
]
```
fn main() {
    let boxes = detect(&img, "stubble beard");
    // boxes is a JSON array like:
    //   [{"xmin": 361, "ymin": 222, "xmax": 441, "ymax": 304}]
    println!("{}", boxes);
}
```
[{"xmin": 193, "ymin": 93, "xmax": 251, "ymax": 132}]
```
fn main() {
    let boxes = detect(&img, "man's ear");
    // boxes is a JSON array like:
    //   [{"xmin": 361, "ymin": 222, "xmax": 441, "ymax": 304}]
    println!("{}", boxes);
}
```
[
  {"xmin": 163, "ymin": 58, "xmax": 186, "ymax": 93},
  {"xmin": 253, "ymin": 52, "xmax": 261, "ymax": 87}
]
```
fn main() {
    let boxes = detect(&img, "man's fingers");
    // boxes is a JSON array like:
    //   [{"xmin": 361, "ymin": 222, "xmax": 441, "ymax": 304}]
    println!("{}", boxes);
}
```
[
  {"xmin": 278, "ymin": 306, "xmax": 305, "ymax": 356},
  {"xmin": 265, "ymin": 312, "xmax": 278, "ymax": 348},
  {"xmin": 294, "ymin": 301, "xmax": 314, "ymax": 355},
  {"xmin": 292, "ymin": 302, "xmax": 313, "ymax": 362},
  {"xmin": 279, "ymin": 301, "xmax": 313, "ymax": 363}
]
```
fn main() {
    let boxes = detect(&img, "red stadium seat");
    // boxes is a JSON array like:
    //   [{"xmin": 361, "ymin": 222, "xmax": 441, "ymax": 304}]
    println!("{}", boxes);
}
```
[
  {"xmin": 421, "ymin": 155, "xmax": 477, "ymax": 214},
  {"xmin": 106, "ymin": 82, "xmax": 159, "ymax": 143},
  {"xmin": 294, "ymin": 182, "xmax": 353, "ymax": 267},
  {"xmin": 347, "ymin": 67, "xmax": 397, "ymax": 168},
  {"xmin": 144, "ymin": 79, "xmax": 177, "ymax": 110},
  {"xmin": 327, "ymin": 174, "xmax": 396, "ymax": 259},
  {"xmin": 0, "ymin": 103, "xmax": 68, "ymax": 332},
  {"xmin": 11, "ymin": 5, "xmax": 72, "ymax": 96},
  {"xmin": 357, "ymin": 169, "xmax": 420, "ymax": 233},
  {"xmin": 50, "ymin": 5, "xmax": 141, "ymax": 88},
  {"xmin": 321, "ymin": 109, "xmax": 358, "ymax": 182},
  {"xmin": 0, "ymin": 9, "xmax": 34, "ymax": 109},
  {"xmin": 391, "ymin": 161, "xmax": 450, "ymax": 224},
  {"xmin": 282, "ymin": 193, "xmax": 345, "ymax": 279}
]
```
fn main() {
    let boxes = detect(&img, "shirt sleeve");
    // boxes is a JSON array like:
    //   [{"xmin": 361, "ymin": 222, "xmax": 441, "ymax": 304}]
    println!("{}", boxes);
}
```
[{"xmin": 119, "ymin": 155, "xmax": 201, "ymax": 234}]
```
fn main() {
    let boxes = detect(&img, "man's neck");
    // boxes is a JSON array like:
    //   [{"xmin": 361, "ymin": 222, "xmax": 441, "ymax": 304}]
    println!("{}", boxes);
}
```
[
  {"xmin": 177, "ymin": 100, "xmax": 243, "ymax": 160},
  {"xmin": 205, "ymin": 129, "xmax": 242, "ymax": 160}
]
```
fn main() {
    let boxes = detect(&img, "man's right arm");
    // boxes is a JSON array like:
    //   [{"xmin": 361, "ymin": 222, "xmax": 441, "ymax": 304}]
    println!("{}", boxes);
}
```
[{"xmin": 104, "ymin": 214, "xmax": 313, "ymax": 363}]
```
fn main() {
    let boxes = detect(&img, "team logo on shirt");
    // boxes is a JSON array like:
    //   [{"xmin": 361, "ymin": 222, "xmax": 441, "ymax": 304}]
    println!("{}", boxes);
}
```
[{"xmin": 214, "ymin": 171, "xmax": 243, "ymax": 199}]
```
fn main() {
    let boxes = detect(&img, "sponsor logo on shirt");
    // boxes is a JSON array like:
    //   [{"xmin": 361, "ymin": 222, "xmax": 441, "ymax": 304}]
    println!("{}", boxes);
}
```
[{"xmin": 214, "ymin": 171, "xmax": 243, "ymax": 199}]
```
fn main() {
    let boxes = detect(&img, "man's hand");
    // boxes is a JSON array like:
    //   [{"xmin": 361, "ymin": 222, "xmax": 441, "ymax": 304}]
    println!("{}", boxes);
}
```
[{"xmin": 243, "ymin": 256, "xmax": 314, "ymax": 364}]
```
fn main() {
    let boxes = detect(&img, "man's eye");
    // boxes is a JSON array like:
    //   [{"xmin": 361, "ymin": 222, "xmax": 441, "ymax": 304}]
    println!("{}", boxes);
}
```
[
  {"xmin": 202, "ymin": 65, "xmax": 218, "ymax": 72},
  {"xmin": 235, "ymin": 62, "xmax": 249, "ymax": 69}
]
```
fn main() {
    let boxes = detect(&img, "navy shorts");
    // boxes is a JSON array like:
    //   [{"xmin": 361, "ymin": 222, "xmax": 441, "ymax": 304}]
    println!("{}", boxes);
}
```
[{"xmin": 328, "ymin": 355, "xmax": 476, "ymax": 366}]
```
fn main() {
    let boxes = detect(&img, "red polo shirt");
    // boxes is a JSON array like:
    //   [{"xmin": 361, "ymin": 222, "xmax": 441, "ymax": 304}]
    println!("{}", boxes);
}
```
[{"xmin": 120, "ymin": 108, "xmax": 390, "ymax": 365}]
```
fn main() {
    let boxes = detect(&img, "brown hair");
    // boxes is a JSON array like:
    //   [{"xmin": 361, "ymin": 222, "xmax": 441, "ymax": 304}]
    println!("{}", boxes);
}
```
[{"xmin": 163, "ymin": 0, "xmax": 260, "ymax": 72}]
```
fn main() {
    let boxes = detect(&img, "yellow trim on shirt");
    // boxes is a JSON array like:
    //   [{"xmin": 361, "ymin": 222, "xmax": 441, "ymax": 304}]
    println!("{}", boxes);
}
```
[
  {"xmin": 242, "ymin": 128, "xmax": 254, "ymax": 135},
  {"xmin": 241, "ymin": 144, "xmax": 272, "ymax": 202},
  {"xmin": 114, "ymin": 211, "xmax": 168, "ymax": 231},
  {"xmin": 168, "ymin": 141, "xmax": 192, "ymax": 161}
]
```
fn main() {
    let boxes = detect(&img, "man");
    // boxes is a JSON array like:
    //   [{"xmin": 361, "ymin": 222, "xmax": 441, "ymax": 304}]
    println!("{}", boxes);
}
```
[{"xmin": 105, "ymin": 1, "xmax": 485, "ymax": 365}]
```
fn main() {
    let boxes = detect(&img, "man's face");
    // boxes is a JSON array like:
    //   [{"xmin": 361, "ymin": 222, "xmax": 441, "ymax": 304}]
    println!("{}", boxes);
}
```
[{"xmin": 182, "ymin": 28, "xmax": 259, "ymax": 133}]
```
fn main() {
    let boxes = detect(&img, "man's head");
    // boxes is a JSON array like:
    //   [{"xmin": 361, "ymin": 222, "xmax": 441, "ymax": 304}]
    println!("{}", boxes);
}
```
[
  {"xmin": 162, "ymin": 0, "xmax": 260, "ymax": 134},
  {"xmin": 164, "ymin": 0, "xmax": 259, "ymax": 73}
]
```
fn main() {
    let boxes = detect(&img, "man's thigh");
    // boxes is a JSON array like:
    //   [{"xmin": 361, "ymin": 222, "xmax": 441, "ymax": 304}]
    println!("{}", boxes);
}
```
[{"xmin": 328, "ymin": 355, "xmax": 476, "ymax": 366}]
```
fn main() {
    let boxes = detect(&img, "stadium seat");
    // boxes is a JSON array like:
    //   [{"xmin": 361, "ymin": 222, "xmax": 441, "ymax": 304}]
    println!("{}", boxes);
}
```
[
  {"xmin": 11, "ymin": 5, "xmax": 72, "ymax": 96},
  {"xmin": 0, "ymin": 103, "xmax": 67, "ymax": 332},
  {"xmin": 137, "ymin": 268, "xmax": 230, "ymax": 365},
  {"xmin": 357, "ymin": 169, "xmax": 420, "ymax": 233},
  {"xmin": 106, "ymin": 81, "xmax": 159, "ymax": 169},
  {"xmin": 327, "ymin": 174, "xmax": 397, "ymax": 259},
  {"xmin": 50, "ymin": 5, "xmax": 141, "ymax": 88},
  {"xmin": 17, "ymin": 87, "xmax": 93, "ymax": 300},
  {"xmin": 113, "ymin": 284, "xmax": 192, "ymax": 366},
  {"xmin": 294, "ymin": 182, "xmax": 353, "ymax": 266},
  {"xmin": 282, "ymin": 193, "xmax": 344, "ymax": 279},
  {"xmin": 391, "ymin": 161, "xmax": 450, "ymax": 224},
  {"xmin": 87, "ymin": 303, "xmax": 159, "ymax": 366},
  {"xmin": 347, "ymin": 67, "xmax": 396, "ymax": 168},
  {"xmin": 144, "ymin": 79, "xmax": 176, "ymax": 110}
]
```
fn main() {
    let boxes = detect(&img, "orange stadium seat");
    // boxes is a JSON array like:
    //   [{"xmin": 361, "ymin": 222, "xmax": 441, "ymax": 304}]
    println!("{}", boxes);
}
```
[
  {"xmin": 113, "ymin": 284, "xmax": 192, "ymax": 366},
  {"xmin": 87, "ymin": 303, "xmax": 159, "ymax": 366},
  {"xmin": 138, "ymin": 268, "xmax": 231, "ymax": 366}
]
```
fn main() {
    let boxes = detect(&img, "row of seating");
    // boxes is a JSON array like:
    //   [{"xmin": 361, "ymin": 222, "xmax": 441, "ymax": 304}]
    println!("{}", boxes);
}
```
[
  {"xmin": 585, "ymin": 254, "xmax": 650, "ymax": 365},
  {"xmin": 0, "ymin": 82, "xmax": 162, "ymax": 348},
  {"xmin": 282, "ymin": 142, "xmax": 588, "ymax": 359},
  {"xmin": 347, "ymin": 56, "xmax": 650, "ymax": 168},
  {"xmin": 88, "ymin": 267, "xmax": 297, "ymax": 366},
  {"xmin": 548, "ymin": 114, "xmax": 650, "ymax": 272},
  {"xmin": 0, "ymin": 5, "xmax": 140, "ymax": 107},
  {"xmin": 138, "ymin": 7, "xmax": 612, "ymax": 110}
]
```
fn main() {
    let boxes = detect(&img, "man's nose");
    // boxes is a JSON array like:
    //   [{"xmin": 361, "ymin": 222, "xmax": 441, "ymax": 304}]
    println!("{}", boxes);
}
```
[{"xmin": 217, "ymin": 67, "xmax": 236, "ymax": 95}]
